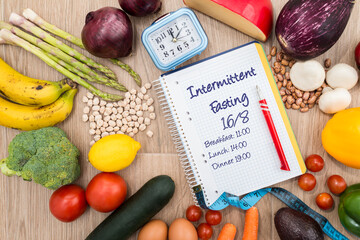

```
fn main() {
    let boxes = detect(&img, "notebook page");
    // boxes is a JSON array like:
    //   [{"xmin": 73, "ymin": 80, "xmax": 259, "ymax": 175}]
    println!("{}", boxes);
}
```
[{"xmin": 161, "ymin": 42, "xmax": 303, "ymax": 207}]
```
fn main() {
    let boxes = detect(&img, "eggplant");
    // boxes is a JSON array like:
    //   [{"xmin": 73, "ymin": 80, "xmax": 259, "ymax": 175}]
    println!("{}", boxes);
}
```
[{"xmin": 275, "ymin": 0, "xmax": 354, "ymax": 60}]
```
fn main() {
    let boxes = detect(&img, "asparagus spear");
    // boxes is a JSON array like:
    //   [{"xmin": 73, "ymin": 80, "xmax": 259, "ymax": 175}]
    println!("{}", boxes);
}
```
[
  {"xmin": 23, "ymin": 8, "xmax": 142, "ymax": 87},
  {"xmin": 0, "ymin": 29, "xmax": 123, "ymax": 101},
  {"xmin": 9, "ymin": 13, "xmax": 117, "ymax": 81},
  {"xmin": 42, "ymin": 49, "xmax": 111, "ymax": 89},
  {"xmin": 0, "ymin": 21, "xmax": 127, "ymax": 92},
  {"xmin": 23, "ymin": 8, "xmax": 84, "ymax": 48},
  {"xmin": 110, "ymin": 59, "xmax": 141, "ymax": 87}
]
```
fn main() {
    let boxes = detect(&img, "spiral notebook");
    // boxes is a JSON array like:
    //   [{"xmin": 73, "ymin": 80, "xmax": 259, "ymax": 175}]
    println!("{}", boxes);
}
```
[{"xmin": 153, "ymin": 42, "xmax": 306, "ymax": 208}]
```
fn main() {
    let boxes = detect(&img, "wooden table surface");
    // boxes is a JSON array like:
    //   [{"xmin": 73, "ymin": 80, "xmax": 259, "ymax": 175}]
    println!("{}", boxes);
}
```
[{"xmin": 1, "ymin": 0, "xmax": 360, "ymax": 239}]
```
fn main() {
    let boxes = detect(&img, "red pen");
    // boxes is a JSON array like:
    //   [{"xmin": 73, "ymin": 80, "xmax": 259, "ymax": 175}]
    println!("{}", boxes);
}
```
[{"xmin": 256, "ymin": 85, "xmax": 290, "ymax": 171}]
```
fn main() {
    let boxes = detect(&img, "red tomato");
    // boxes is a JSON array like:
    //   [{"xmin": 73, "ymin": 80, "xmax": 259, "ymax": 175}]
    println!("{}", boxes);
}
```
[
  {"xmin": 298, "ymin": 173, "xmax": 316, "ymax": 191},
  {"xmin": 205, "ymin": 210, "xmax": 222, "ymax": 226},
  {"xmin": 86, "ymin": 172, "xmax": 127, "ymax": 213},
  {"xmin": 316, "ymin": 193, "xmax": 334, "ymax": 210},
  {"xmin": 197, "ymin": 223, "xmax": 213, "ymax": 240},
  {"xmin": 186, "ymin": 205, "xmax": 202, "ymax": 222},
  {"xmin": 305, "ymin": 154, "xmax": 324, "ymax": 172},
  {"xmin": 49, "ymin": 184, "xmax": 87, "ymax": 222},
  {"xmin": 327, "ymin": 175, "xmax": 347, "ymax": 195}
]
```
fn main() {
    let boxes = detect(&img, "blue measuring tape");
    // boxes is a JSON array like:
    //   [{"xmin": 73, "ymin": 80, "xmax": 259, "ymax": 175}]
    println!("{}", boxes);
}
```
[{"xmin": 193, "ymin": 186, "xmax": 348, "ymax": 240}]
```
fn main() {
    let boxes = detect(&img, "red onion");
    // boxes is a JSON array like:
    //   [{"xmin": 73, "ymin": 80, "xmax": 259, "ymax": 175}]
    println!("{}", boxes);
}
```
[
  {"xmin": 119, "ymin": 0, "xmax": 162, "ymax": 17},
  {"xmin": 81, "ymin": 7, "xmax": 133, "ymax": 58},
  {"xmin": 355, "ymin": 42, "xmax": 360, "ymax": 70}
]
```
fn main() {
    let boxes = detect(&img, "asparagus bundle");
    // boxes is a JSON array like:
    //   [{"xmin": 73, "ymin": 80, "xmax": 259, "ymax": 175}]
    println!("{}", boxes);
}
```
[
  {"xmin": 22, "ymin": 8, "xmax": 142, "ymax": 87},
  {"xmin": 0, "ymin": 21, "xmax": 127, "ymax": 92},
  {"xmin": 0, "ymin": 29, "xmax": 123, "ymax": 101},
  {"xmin": 9, "ymin": 13, "xmax": 117, "ymax": 81}
]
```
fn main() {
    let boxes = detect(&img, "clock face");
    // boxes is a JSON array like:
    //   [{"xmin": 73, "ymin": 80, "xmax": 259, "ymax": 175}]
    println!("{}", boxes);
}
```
[{"xmin": 148, "ymin": 14, "xmax": 202, "ymax": 65}]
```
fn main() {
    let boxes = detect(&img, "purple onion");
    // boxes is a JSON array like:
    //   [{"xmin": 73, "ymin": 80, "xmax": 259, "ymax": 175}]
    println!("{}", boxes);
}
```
[
  {"xmin": 81, "ymin": 7, "xmax": 133, "ymax": 58},
  {"xmin": 119, "ymin": 0, "xmax": 162, "ymax": 17},
  {"xmin": 275, "ymin": 0, "xmax": 354, "ymax": 60}
]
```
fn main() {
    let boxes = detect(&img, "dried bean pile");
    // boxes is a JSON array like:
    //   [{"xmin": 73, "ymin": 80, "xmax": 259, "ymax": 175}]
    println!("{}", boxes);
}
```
[
  {"xmin": 267, "ymin": 46, "xmax": 330, "ymax": 113},
  {"xmin": 82, "ymin": 83, "xmax": 156, "ymax": 145}
]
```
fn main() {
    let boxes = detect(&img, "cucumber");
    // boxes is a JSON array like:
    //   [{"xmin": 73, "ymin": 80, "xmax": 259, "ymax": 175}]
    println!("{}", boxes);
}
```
[{"xmin": 86, "ymin": 175, "xmax": 175, "ymax": 240}]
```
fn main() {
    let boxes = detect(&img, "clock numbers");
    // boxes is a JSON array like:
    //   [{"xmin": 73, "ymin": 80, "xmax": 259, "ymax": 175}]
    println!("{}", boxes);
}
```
[
  {"xmin": 149, "ymin": 14, "xmax": 202, "ymax": 65},
  {"xmin": 167, "ymin": 28, "xmax": 174, "ymax": 36}
]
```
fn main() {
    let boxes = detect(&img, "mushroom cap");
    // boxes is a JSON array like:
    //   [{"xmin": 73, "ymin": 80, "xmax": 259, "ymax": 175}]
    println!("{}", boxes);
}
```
[
  {"xmin": 290, "ymin": 60, "xmax": 325, "ymax": 92},
  {"xmin": 319, "ymin": 88, "xmax": 351, "ymax": 114},
  {"xmin": 326, "ymin": 63, "xmax": 358, "ymax": 90}
]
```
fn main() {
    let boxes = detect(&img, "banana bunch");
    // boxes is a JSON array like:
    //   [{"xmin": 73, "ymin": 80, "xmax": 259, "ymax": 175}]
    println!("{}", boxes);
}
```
[{"xmin": 0, "ymin": 58, "xmax": 77, "ymax": 131}]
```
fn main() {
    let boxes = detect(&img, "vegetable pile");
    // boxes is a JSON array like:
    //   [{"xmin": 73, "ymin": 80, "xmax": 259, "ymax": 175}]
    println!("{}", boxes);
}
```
[
  {"xmin": 1, "ymin": 0, "xmax": 360, "ymax": 239},
  {"xmin": 0, "ymin": 9, "xmax": 141, "ymax": 101},
  {"xmin": 0, "ymin": 127, "xmax": 80, "ymax": 190},
  {"xmin": 86, "ymin": 175, "xmax": 175, "ymax": 240}
]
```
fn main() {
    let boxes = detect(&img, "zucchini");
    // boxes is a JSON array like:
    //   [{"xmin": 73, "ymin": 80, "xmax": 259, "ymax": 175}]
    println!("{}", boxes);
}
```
[{"xmin": 86, "ymin": 175, "xmax": 175, "ymax": 240}]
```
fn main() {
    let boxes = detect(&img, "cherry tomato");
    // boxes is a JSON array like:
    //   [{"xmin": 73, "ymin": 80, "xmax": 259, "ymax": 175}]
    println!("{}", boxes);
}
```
[
  {"xmin": 197, "ymin": 223, "xmax": 213, "ymax": 240},
  {"xmin": 86, "ymin": 172, "xmax": 127, "ymax": 213},
  {"xmin": 327, "ymin": 175, "xmax": 347, "ymax": 195},
  {"xmin": 316, "ymin": 193, "xmax": 334, "ymax": 210},
  {"xmin": 186, "ymin": 205, "xmax": 202, "ymax": 222},
  {"xmin": 298, "ymin": 173, "xmax": 316, "ymax": 191},
  {"xmin": 205, "ymin": 210, "xmax": 222, "ymax": 226},
  {"xmin": 49, "ymin": 184, "xmax": 87, "ymax": 222},
  {"xmin": 305, "ymin": 154, "xmax": 324, "ymax": 172}
]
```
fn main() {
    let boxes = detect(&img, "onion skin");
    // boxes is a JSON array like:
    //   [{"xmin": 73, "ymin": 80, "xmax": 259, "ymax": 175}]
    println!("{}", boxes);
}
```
[
  {"xmin": 356, "ymin": 42, "xmax": 360, "ymax": 70},
  {"xmin": 119, "ymin": 0, "xmax": 162, "ymax": 17},
  {"xmin": 275, "ymin": 0, "xmax": 354, "ymax": 60},
  {"xmin": 81, "ymin": 7, "xmax": 133, "ymax": 58}
]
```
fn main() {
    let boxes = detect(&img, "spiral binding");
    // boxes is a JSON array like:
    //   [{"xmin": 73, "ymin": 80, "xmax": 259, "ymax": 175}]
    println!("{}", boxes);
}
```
[{"xmin": 153, "ymin": 77, "xmax": 205, "ymax": 205}]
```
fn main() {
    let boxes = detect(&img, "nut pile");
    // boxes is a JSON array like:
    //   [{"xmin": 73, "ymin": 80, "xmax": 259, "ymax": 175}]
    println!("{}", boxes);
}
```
[
  {"xmin": 82, "ymin": 83, "xmax": 156, "ymax": 145},
  {"xmin": 267, "ymin": 46, "xmax": 330, "ymax": 113}
]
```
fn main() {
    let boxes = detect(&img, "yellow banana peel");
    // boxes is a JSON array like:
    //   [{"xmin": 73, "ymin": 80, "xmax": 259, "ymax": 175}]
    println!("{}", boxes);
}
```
[
  {"xmin": 0, "ymin": 57, "xmax": 74, "ymax": 106},
  {"xmin": 0, "ymin": 88, "xmax": 77, "ymax": 131}
]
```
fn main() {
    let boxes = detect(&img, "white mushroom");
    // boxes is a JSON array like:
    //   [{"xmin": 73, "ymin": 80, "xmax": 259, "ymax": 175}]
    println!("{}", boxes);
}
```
[
  {"xmin": 318, "ymin": 88, "xmax": 351, "ymax": 114},
  {"xmin": 290, "ymin": 60, "xmax": 325, "ymax": 91},
  {"xmin": 326, "ymin": 63, "xmax": 358, "ymax": 90},
  {"xmin": 322, "ymin": 87, "xmax": 333, "ymax": 94}
]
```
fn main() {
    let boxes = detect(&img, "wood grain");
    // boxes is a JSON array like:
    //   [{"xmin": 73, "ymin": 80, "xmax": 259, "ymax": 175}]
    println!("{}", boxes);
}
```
[{"xmin": 0, "ymin": 0, "xmax": 359, "ymax": 239}]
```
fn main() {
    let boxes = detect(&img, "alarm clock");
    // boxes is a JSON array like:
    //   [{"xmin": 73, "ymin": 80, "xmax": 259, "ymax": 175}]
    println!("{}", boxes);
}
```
[{"xmin": 141, "ymin": 8, "xmax": 208, "ymax": 71}]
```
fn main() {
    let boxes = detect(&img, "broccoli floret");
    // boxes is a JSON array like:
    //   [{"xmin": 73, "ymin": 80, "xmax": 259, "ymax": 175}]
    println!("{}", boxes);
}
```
[{"xmin": 0, "ymin": 127, "xmax": 80, "ymax": 190}]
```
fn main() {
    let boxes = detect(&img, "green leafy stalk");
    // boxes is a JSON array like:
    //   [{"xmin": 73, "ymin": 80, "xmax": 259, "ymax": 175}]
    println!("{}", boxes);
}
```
[
  {"xmin": 23, "ymin": 8, "xmax": 142, "ymax": 86},
  {"xmin": 0, "ymin": 158, "xmax": 21, "ymax": 177},
  {"xmin": 0, "ymin": 29, "xmax": 123, "ymax": 101},
  {"xmin": 0, "ymin": 21, "xmax": 127, "ymax": 92},
  {"xmin": 9, "ymin": 12, "xmax": 117, "ymax": 81}
]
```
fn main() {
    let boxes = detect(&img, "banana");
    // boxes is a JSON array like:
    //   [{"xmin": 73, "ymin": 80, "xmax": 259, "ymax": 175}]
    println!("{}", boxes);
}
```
[
  {"xmin": 0, "ymin": 57, "xmax": 75, "ymax": 106},
  {"xmin": 0, "ymin": 88, "xmax": 77, "ymax": 131}
]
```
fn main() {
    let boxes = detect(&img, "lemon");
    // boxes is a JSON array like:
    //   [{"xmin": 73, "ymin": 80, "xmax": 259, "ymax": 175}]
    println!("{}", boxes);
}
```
[{"xmin": 88, "ymin": 134, "xmax": 141, "ymax": 172}]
